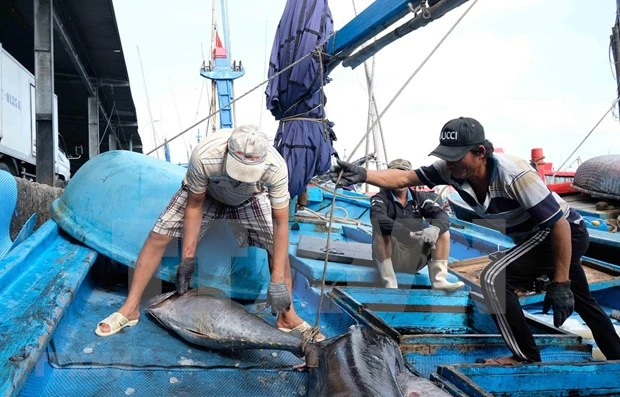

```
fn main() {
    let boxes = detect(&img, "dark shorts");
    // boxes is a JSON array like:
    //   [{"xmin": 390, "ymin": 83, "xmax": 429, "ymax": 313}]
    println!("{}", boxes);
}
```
[{"xmin": 391, "ymin": 236, "xmax": 431, "ymax": 273}]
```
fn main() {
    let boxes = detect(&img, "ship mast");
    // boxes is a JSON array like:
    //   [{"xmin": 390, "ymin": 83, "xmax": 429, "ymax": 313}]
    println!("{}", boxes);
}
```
[
  {"xmin": 612, "ymin": 0, "xmax": 620, "ymax": 114},
  {"xmin": 200, "ymin": 0, "xmax": 245, "ymax": 132}
]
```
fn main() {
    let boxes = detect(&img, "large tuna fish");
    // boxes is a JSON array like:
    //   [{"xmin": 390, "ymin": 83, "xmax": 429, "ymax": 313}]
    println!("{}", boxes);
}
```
[
  {"xmin": 305, "ymin": 326, "xmax": 451, "ymax": 397},
  {"xmin": 149, "ymin": 290, "xmax": 449, "ymax": 396},
  {"xmin": 147, "ymin": 288, "xmax": 304, "ymax": 356}
]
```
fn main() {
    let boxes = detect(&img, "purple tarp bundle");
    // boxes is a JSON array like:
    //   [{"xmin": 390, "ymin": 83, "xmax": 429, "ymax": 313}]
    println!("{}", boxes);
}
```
[{"xmin": 266, "ymin": 0, "xmax": 337, "ymax": 198}]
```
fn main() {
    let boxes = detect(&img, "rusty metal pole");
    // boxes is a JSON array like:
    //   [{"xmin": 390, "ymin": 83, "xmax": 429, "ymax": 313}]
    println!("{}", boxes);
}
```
[
  {"xmin": 34, "ymin": 0, "xmax": 55, "ymax": 186},
  {"xmin": 612, "ymin": 0, "xmax": 620, "ymax": 115}
]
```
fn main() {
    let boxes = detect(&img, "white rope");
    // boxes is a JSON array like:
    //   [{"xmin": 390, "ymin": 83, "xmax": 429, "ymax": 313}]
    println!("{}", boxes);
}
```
[
  {"xmin": 299, "ymin": 206, "xmax": 371, "ymax": 228},
  {"xmin": 345, "ymin": 0, "xmax": 480, "ymax": 162},
  {"xmin": 551, "ymin": 97, "xmax": 620, "ymax": 179}
]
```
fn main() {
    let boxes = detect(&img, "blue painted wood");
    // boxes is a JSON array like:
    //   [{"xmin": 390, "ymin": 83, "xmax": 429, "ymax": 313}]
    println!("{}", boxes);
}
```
[
  {"xmin": 331, "ymin": 287, "xmax": 475, "ymax": 336},
  {"xmin": 339, "ymin": 287, "xmax": 475, "ymax": 332},
  {"xmin": 449, "ymin": 217, "xmax": 514, "ymax": 250},
  {"xmin": 306, "ymin": 186, "xmax": 323, "ymax": 203},
  {"xmin": 331, "ymin": 286, "xmax": 471, "ymax": 307},
  {"xmin": 0, "ymin": 170, "xmax": 17, "ymax": 259},
  {"xmin": 8, "ymin": 213, "xmax": 37, "ymax": 253},
  {"xmin": 332, "ymin": 286, "xmax": 571, "ymax": 338},
  {"xmin": 429, "ymin": 373, "xmax": 471, "ymax": 397},
  {"xmin": 435, "ymin": 361, "xmax": 620, "ymax": 397},
  {"xmin": 341, "ymin": 225, "xmax": 372, "ymax": 243},
  {"xmin": 376, "ymin": 311, "xmax": 472, "ymax": 332},
  {"xmin": 50, "ymin": 150, "xmax": 270, "ymax": 300},
  {"xmin": 589, "ymin": 285, "xmax": 620, "ymax": 309},
  {"xmin": 320, "ymin": 188, "xmax": 371, "ymax": 208},
  {"xmin": 330, "ymin": 286, "xmax": 592, "ymax": 380},
  {"xmin": 290, "ymin": 241, "xmax": 475, "ymax": 286},
  {"xmin": 0, "ymin": 220, "xmax": 96, "ymax": 397},
  {"xmin": 450, "ymin": 191, "xmax": 620, "ymax": 260},
  {"xmin": 290, "ymin": 236, "xmax": 439, "ymax": 286},
  {"xmin": 588, "ymin": 227, "xmax": 620, "ymax": 249},
  {"xmin": 404, "ymin": 334, "xmax": 591, "ymax": 378},
  {"xmin": 327, "ymin": 0, "xmax": 422, "ymax": 56}
]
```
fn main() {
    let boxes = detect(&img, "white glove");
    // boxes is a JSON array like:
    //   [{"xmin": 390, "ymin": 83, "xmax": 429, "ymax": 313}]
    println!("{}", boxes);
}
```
[{"xmin": 412, "ymin": 225, "xmax": 440, "ymax": 245}]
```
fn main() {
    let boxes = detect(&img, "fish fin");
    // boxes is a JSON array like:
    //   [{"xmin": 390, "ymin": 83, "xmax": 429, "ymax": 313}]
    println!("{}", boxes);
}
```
[
  {"xmin": 146, "ymin": 291, "xmax": 177, "ymax": 309},
  {"xmin": 186, "ymin": 287, "xmax": 228, "ymax": 298}
]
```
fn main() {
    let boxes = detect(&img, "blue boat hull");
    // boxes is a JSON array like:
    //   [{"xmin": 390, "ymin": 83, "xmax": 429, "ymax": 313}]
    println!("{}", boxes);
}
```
[
  {"xmin": 50, "ymin": 150, "xmax": 270, "ymax": 300},
  {"xmin": 448, "ymin": 191, "xmax": 620, "ymax": 265}
]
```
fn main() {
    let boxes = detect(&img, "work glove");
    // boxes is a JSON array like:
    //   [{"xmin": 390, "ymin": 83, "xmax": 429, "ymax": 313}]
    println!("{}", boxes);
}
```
[
  {"xmin": 175, "ymin": 257, "xmax": 196, "ymax": 295},
  {"xmin": 266, "ymin": 281, "xmax": 291, "ymax": 315},
  {"xmin": 542, "ymin": 281, "xmax": 574, "ymax": 327},
  {"xmin": 329, "ymin": 159, "xmax": 367, "ymax": 186},
  {"xmin": 412, "ymin": 225, "xmax": 440, "ymax": 245}
]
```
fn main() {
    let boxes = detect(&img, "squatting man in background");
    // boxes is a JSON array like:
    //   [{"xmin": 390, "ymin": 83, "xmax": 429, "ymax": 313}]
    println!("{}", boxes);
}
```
[
  {"xmin": 96, "ymin": 125, "xmax": 324, "ymax": 342},
  {"xmin": 370, "ymin": 158, "xmax": 463, "ymax": 291},
  {"xmin": 330, "ymin": 117, "xmax": 620, "ymax": 364}
]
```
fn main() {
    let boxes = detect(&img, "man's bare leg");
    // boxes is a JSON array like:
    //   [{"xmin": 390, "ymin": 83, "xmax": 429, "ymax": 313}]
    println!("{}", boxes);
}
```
[
  {"xmin": 97, "ymin": 231, "xmax": 173, "ymax": 333},
  {"xmin": 271, "ymin": 254, "xmax": 304, "ymax": 330},
  {"xmin": 271, "ymin": 254, "xmax": 326, "ymax": 341},
  {"xmin": 431, "ymin": 229, "xmax": 450, "ymax": 261},
  {"xmin": 372, "ymin": 234, "xmax": 392, "ymax": 262}
]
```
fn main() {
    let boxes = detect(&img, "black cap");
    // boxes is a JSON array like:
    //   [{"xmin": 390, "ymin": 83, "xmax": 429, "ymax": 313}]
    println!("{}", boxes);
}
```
[{"xmin": 429, "ymin": 117, "xmax": 485, "ymax": 161}]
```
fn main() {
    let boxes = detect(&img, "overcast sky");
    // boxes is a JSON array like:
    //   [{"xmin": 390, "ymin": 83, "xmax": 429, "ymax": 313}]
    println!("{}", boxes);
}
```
[{"xmin": 113, "ymin": 0, "xmax": 620, "ymax": 171}]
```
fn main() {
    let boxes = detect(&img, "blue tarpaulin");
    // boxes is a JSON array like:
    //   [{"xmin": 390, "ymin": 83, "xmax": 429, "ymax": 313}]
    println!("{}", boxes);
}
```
[{"xmin": 266, "ymin": 0, "xmax": 337, "ymax": 198}]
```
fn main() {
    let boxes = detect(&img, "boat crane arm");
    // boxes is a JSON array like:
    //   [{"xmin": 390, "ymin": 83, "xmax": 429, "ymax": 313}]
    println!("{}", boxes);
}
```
[{"xmin": 327, "ymin": 0, "xmax": 470, "ymax": 70}]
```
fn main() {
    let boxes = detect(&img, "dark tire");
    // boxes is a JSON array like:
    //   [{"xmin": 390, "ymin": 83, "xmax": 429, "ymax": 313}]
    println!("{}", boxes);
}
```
[{"xmin": 0, "ymin": 160, "xmax": 17, "ymax": 176}]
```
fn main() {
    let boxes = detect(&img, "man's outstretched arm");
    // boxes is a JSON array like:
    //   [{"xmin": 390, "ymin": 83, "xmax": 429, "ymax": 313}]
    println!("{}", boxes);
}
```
[{"xmin": 331, "ymin": 159, "xmax": 424, "ymax": 189}]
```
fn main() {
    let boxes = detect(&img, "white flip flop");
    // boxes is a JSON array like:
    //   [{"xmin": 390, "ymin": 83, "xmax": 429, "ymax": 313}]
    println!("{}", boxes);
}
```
[
  {"xmin": 278, "ymin": 320, "xmax": 326, "ymax": 342},
  {"xmin": 95, "ymin": 312, "xmax": 139, "ymax": 337}
]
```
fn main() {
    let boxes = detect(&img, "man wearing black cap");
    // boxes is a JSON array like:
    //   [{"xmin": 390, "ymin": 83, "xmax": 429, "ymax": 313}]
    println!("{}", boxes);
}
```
[
  {"xmin": 330, "ymin": 117, "xmax": 620, "ymax": 364},
  {"xmin": 371, "ymin": 158, "xmax": 463, "ymax": 291}
]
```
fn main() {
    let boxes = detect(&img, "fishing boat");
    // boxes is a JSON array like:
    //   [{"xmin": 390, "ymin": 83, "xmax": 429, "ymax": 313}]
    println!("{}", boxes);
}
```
[{"xmin": 1, "ymin": 150, "xmax": 611, "ymax": 396}]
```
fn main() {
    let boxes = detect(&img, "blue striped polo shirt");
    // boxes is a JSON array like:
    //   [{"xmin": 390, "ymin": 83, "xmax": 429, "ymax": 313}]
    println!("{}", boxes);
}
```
[{"xmin": 415, "ymin": 153, "xmax": 581, "ymax": 242}]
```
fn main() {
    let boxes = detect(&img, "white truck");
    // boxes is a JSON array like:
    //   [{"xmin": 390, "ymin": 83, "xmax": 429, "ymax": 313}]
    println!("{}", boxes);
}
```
[{"xmin": 0, "ymin": 43, "xmax": 71, "ymax": 184}]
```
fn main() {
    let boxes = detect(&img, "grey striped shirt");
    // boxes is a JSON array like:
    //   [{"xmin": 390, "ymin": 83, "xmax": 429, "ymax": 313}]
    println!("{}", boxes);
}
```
[{"xmin": 416, "ymin": 153, "xmax": 580, "ymax": 242}]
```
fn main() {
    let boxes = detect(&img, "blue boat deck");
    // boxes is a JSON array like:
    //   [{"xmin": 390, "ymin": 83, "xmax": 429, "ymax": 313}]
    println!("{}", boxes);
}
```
[
  {"xmin": 432, "ymin": 361, "xmax": 620, "ymax": 397},
  {"xmin": 328, "ymin": 286, "xmax": 594, "ymax": 378},
  {"xmin": 0, "ymin": 221, "xmax": 96, "ymax": 397},
  {"xmin": 19, "ymin": 268, "xmax": 358, "ymax": 397}
]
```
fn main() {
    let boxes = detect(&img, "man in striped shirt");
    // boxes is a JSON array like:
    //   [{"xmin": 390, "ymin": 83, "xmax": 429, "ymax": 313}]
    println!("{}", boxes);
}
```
[
  {"xmin": 330, "ymin": 117, "xmax": 620, "ymax": 363},
  {"xmin": 97, "ymin": 125, "xmax": 324, "ymax": 342}
]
